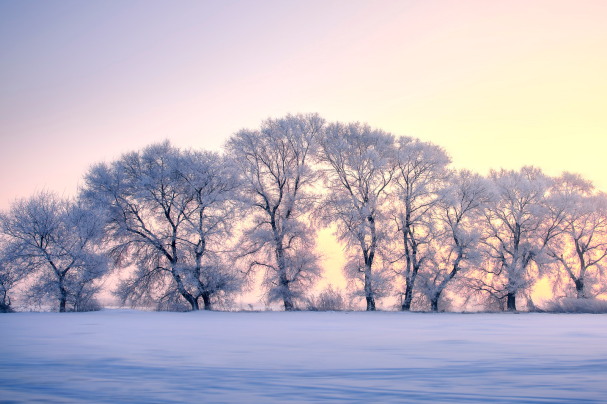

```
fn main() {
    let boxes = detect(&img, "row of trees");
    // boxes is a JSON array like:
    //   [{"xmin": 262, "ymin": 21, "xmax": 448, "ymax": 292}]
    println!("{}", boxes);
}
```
[{"xmin": 2, "ymin": 113, "xmax": 606, "ymax": 313}]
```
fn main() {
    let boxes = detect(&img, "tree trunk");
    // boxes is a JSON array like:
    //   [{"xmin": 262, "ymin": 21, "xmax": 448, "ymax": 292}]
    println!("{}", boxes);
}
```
[
  {"xmin": 401, "ymin": 279, "xmax": 414, "ymax": 311},
  {"xmin": 59, "ymin": 283, "xmax": 67, "ymax": 313},
  {"xmin": 507, "ymin": 292, "xmax": 516, "ymax": 311},
  {"xmin": 365, "ymin": 216, "xmax": 378, "ymax": 312},
  {"xmin": 365, "ymin": 295, "xmax": 376, "ymax": 311},
  {"xmin": 201, "ymin": 293, "xmax": 212, "ymax": 310},
  {"xmin": 0, "ymin": 291, "xmax": 10, "ymax": 313},
  {"xmin": 430, "ymin": 293, "xmax": 440, "ymax": 312},
  {"xmin": 283, "ymin": 296, "xmax": 294, "ymax": 311},
  {"xmin": 172, "ymin": 269, "xmax": 199, "ymax": 311},
  {"xmin": 280, "ymin": 274, "xmax": 294, "ymax": 311},
  {"xmin": 189, "ymin": 295, "xmax": 200, "ymax": 310},
  {"xmin": 273, "ymin": 221, "xmax": 294, "ymax": 311},
  {"xmin": 364, "ymin": 269, "xmax": 376, "ymax": 311},
  {"xmin": 575, "ymin": 279, "xmax": 585, "ymax": 299}
]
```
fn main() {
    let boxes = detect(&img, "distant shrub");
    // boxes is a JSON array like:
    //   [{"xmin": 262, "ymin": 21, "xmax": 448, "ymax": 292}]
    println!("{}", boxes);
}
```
[
  {"xmin": 544, "ymin": 298, "xmax": 607, "ymax": 314},
  {"xmin": 157, "ymin": 299, "xmax": 191, "ymax": 312},
  {"xmin": 74, "ymin": 297, "xmax": 102, "ymax": 312},
  {"xmin": 305, "ymin": 285, "xmax": 346, "ymax": 311}
]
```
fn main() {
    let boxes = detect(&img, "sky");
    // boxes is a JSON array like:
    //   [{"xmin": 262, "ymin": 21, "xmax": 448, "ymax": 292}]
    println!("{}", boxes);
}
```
[{"xmin": 1, "ymin": 0, "xmax": 606, "ymax": 304}]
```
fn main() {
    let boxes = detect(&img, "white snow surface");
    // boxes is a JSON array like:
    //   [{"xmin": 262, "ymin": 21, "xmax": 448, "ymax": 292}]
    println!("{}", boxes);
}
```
[{"xmin": 1, "ymin": 310, "xmax": 607, "ymax": 403}]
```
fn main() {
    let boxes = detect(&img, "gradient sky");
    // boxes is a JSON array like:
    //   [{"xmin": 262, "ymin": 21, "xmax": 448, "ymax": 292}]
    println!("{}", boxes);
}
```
[{"xmin": 1, "ymin": 0, "xmax": 606, "ymax": 303}]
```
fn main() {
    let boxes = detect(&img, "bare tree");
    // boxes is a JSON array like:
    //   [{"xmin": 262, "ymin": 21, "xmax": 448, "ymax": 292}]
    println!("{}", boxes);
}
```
[
  {"xmin": 546, "ymin": 173, "xmax": 607, "ymax": 299},
  {"xmin": 416, "ymin": 170, "xmax": 492, "ymax": 311},
  {"xmin": 0, "ymin": 245, "xmax": 29, "ymax": 312},
  {"xmin": 226, "ymin": 114, "xmax": 324, "ymax": 311},
  {"xmin": 390, "ymin": 137, "xmax": 451, "ymax": 311},
  {"xmin": 316, "ymin": 122, "xmax": 395, "ymax": 311},
  {"xmin": 172, "ymin": 149, "xmax": 244, "ymax": 309},
  {"xmin": 0, "ymin": 191, "xmax": 108, "ymax": 312},
  {"xmin": 475, "ymin": 167, "xmax": 562, "ymax": 311},
  {"xmin": 83, "ymin": 141, "xmax": 242, "ymax": 311}
]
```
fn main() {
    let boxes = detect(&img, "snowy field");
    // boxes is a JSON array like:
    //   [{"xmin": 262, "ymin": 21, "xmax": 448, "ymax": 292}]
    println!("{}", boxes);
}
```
[{"xmin": 1, "ymin": 310, "xmax": 607, "ymax": 403}]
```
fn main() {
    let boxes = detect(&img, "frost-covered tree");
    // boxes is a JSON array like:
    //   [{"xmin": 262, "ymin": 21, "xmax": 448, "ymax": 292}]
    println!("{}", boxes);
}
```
[
  {"xmin": 83, "ymin": 141, "xmax": 242, "ymax": 311},
  {"xmin": 226, "ymin": 114, "xmax": 324, "ymax": 310},
  {"xmin": 316, "ymin": 122, "xmax": 395, "ymax": 311},
  {"xmin": 0, "ymin": 191, "xmax": 108, "ymax": 312},
  {"xmin": 171, "ymin": 149, "xmax": 244, "ymax": 309},
  {"xmin": 416, "ymin": 170, "xmax": 492, "ymax": 311},
  {"xmin": 390, "ymin": 137, "xmax": 451, "ymax": 311},
  {"xmin": 0, "ymin": 246, "xmax": 28, "ymax": 312},
  {"xmin": 546, "ymin": 173, "xmax": 607, "ymax": 299},
  {"xmin": 475, "ymin": 167, "xmax": 562, "ymax": 311}
]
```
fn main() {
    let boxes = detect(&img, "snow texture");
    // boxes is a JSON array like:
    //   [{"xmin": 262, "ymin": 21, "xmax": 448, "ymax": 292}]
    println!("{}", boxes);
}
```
[{"xmin": 1, "ymin": 310, "xmax": 607, "ymax": 403}]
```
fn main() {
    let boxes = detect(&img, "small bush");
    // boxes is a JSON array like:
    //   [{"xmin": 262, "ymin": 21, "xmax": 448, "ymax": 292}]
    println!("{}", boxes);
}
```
[
  {"xmin": 157, "ymin": 299, "xmax": 191, "ymax": 312},
  {"xmin": 306, "ymin": 285, "xmax": 345, "ymax": 311},
  {"xmin": 544, "ymin": 298, "xmax": 607, "ymax": 314},
  {"xmin": 74, "ymin": 298, "xmax": 103, "ymax": 312}
]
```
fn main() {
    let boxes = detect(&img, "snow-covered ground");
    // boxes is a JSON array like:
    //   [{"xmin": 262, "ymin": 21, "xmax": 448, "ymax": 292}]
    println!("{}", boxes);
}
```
[{"xmin": 1, "ymin": 310, "xmax": 606, "ymax": 403}]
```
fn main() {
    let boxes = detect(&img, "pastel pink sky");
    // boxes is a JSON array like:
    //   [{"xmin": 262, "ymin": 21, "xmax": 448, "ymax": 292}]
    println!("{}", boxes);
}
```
[{"xmin": 2, "ymin": 1, "xmax": 606, "ymax": 302}]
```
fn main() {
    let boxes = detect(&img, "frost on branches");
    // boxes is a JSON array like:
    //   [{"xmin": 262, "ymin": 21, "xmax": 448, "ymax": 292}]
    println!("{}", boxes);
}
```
[
  {"xmin": 82, "ymin": 141, "xmax": 243, "ymax": 311},
  {"xmin": 546, "ymin": 173, "xmax": 607, "ymax": 299},
  {"xmin": 316, "ymin": 122, "xmax": 395, "ymax": 311},
  {"xmin": 415, "ymin": 170, "xmax": 492, "ymax": 311},
  {"xmin": 473, "ymin": 167, "xmax": 562, "ymax": 311},
  {"xmin": 227, "ymin": 114, "xmax": 324, "ymax": 311},
  {"xmin": 0, "ymin": 191, "xmax": 108, "ymax": 312},
  {"xmin": 389, "ymin": 137, "xmax": 451, "ymax": 311},
  {"xmin": 3, "ymin": 113, "xmax": 607, "ymax": 313}
]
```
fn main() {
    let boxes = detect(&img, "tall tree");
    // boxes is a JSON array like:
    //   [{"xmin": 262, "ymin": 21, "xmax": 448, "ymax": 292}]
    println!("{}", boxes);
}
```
[
  {"xmin": 416, "ymin": 170, "xmax": 492, "ymax": 311},
  {"xmin": 546, "ymin": 173, "xmax": 607, "ymax": 299},
  {"xmin": 0, "ymin": 191, "xmax": 108, "ymax": 312},
  {"xmin": 390, "ymin": 136, "xmax": 451, "ymax": 311},
  {"xmin": 316, "ymin": 122, "xmax": 395, "ymax": 311},
  {"xmin": 83, "ymin": 141, "xmax": 242, "ymax": 311},
  {"xmin": 475, "ymin": 167, "xmax": 562, "ymax": 311},
  {"xmin": 226, "ymin": 113, "xmax": 324, "ymax": 311},
  {"xmin": 172, "ymin": 149, "xmax": 244, "ymax": 309}
]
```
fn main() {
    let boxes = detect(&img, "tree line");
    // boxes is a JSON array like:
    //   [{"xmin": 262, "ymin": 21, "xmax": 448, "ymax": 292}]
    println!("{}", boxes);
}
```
[{"xmin": 2, "ymin": 113, "xmax": 606, "ymax": 313}]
